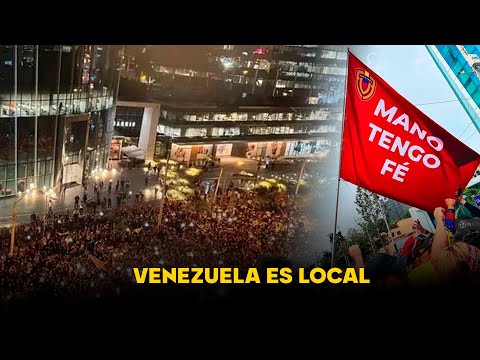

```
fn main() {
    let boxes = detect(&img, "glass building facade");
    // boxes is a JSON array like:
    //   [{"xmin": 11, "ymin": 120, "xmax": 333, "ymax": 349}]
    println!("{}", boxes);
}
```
[
  {"xmin": 0, "ymin": 45, "xmax": 119, "ymax": 197},
  {"xmin": 119, "ymin": 45, "xmax": 348, "ymax": 161},
  {"xmin": 157, "ymin": 105, "xmax": 340, "ymax": 141},
  {"xmin": 146, "ymin": 45, "xmax": 347, "ymax": 106},
  {"xmin": 426, "ymin": 45, "xmax": 480, "ymax": 135},
  {"xmin": 114, "ymin": 105, "xmax": 144, "ymax": 137}
]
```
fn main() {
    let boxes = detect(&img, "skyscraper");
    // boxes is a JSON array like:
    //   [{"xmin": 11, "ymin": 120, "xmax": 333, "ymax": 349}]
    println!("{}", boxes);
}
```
[
  {"xmin": 426, "ymin": 45, "xmax": 480, "ymax": 135},
  {"xmin": 0, "ymin": 45, "xmax": 120, "ymax": 198},
  {"xmin": 115, "ymin": 45, "xmax": 347, "ymax": 163}
]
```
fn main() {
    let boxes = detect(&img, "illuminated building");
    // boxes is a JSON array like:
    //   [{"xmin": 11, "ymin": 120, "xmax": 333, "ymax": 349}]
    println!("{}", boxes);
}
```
[
  {"xmin": 115, "ymin": 45, "xmax": 347, "ymax": 163},
  {"xmin": 0, "ymin": 45, "xmax": 120, "ymax": 197}
]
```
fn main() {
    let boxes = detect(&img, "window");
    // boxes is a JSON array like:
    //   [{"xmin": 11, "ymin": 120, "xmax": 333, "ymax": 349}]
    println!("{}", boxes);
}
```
[
  {"xmin": 184, "ymin": 114, "xmax": 196, "ymax": 121},
  {"xmin": 276, "ymin": 80, "xmax": 294, "ymax": 88},
  {"xmin": 163, "ymin": 126, "xmax": 181, "ymax": 137},
  {"xmin": 185, "ymin": 128, "xmax": 207, "ymax": 137},
  {"xmin": 323, "ymin": 66, "xmax": 347, "ymax": 76},
  {"xmin": 1, "ymin": 101, "xmax": 12, "ymax": 117},
  {"xmin": 17, "ymin": 164, "xmax": 26, "ymax": 178},
  {"xmin": 320, "ymin": 50, "xmax": 337, "ymax": 59},
  {"xmin": 37, "ymin": 161, "xmax": 46, "ymax": 176},
  {"xmin": 213, "ymin": 113, "xmax": 227, "ymax": 121},
  {"xmin": 7, "ymin": 165, "xmax": 15, "ymax": 179}
]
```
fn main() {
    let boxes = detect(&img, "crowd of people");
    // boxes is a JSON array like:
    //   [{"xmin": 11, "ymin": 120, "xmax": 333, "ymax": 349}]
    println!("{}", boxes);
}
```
[
  {"xmin": 0, "ymin": 176, "xmax": 312, "ymax": 303},
  {"xmin": 348, "ymin": 189, "xmax": 480, "ymax": 288},
  {"xmin": 4, "ymin": 158, "xmax": 478, "ymax": 303}
]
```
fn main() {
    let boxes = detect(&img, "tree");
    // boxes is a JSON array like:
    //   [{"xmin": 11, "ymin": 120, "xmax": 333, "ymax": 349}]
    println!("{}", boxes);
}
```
[
  {"xmin": 347, "ymin": 227, "xmax": 375, "ymax": 259},
  {"xmin": 328, "ymin": 231, "xmax": 350, "ymax": 268},
  {"xmin": 317, "ymin": 250, "xmax": 332, "ymax": 269},
  {"xmin": 399, "ymin": 210, "xmax": 412, "ymax": 221},
  {"xmin": 354, "ymin": 187, "xmax": 389, "ymax": 248}
]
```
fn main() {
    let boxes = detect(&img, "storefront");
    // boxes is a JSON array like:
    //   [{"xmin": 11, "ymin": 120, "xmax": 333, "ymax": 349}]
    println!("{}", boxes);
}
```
[
  {"xmin": 215, "ymin": 143, "xmax": 233, "ymax": 157},
  {"xmin": 110, "ymin": 138, "xmax": 123, "ymax": 160},
  {"xmin": 284, "ymin": 139, "xmax": 331, "ymax": 157},
  {"xmin": 245, "ymin": 141, "xmax": 286, "ymax": 159},
  {"xmin": 171, "ymin": 143, "xmax": 214, "ymax": 163},
  {"xmin": 169, "ymin": 139, "xmax": 331, "ymax": 162}
]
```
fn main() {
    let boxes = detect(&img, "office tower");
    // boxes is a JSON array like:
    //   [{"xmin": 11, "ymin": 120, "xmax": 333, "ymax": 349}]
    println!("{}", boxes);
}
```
[
  {"xmin": 115, "ymin": 45, "xmax": 347, "ymax": 163},
  {"xmin": 426, "ymin": 45, "xmax": 480, "ymax": 135},
  {"xmin": 0, "ymin": 45, "xmax": 120, "ymax": 197}
]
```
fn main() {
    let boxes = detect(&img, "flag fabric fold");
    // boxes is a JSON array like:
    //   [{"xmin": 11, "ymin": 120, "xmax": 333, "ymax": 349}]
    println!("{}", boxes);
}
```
[{"xmin": 341, "ymin": 51, "xmax": 480, "ymax": 212}]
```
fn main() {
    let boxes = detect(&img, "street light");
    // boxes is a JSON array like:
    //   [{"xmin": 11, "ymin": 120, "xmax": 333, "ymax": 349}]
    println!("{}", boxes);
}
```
[
  {"xmin": 9, "ymin": 187, "xmax": 56, "ymax": 256},
  {"xmin": 295, "ymin": 160, "xmax": 307, "ymax": 196},
  {"xmin": 157, "ymin": 149, "xmax": 171, "ymax": 229},
  {"xmin": 213, "ymin": 167, "xmax": 224, "ymax": 206}
]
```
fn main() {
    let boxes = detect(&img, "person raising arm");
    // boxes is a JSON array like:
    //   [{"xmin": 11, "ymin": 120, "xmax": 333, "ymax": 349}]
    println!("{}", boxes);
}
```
[
  {"xmin": 444, "ymin": 198, "xmax": 457, "ymax": 244},
  {"xmin": 348, "ymin": 244, "xmax": 365, "ymax": 271},
  {"xmin": 430, "ymin": 206, "xmax": 480, "ymax": 286},
  {"xmin": 431, "ymin": 207, "xmax": 449, "ymax": 270},
  {"xmin": 456, "ymin": 190, "xmax": 480, "ymax": 218}
]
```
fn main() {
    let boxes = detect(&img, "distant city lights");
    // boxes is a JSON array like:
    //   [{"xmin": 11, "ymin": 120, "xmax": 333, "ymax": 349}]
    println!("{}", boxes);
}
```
[{"xmin": 220, "ymin": 57, "xmax": 234, "ymax": 69}]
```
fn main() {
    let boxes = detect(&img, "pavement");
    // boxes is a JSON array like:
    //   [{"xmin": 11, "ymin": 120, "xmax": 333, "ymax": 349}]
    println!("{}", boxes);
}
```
[{"xmin": 0, "ymin": 156, "xmax": 314, "ymax": 227}]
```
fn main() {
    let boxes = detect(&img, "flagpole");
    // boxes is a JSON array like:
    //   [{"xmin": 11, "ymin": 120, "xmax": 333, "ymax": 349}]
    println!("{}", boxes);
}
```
[
  {"xmin": 331, "ymin": 48, "xmax": 350, "ymax": 268},
  {"xmin": 373, "ymin": 195, "xmax": 399, "ymax": 255}
]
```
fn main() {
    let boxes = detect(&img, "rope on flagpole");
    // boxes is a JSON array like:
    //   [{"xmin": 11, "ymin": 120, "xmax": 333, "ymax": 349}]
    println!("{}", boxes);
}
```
[
  {"xmin": 415, "ymin": 98, "xmax": 468, "ymax": 106},
  {"xmin": 465, "ymin": 128, "xmax": 479, "ymax": 142}
]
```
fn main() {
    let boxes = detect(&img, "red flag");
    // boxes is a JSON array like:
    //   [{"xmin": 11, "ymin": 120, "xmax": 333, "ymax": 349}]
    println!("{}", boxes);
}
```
[{"xmin": 341, "ymin": 51, "xmax": 480, "ymax": 212}]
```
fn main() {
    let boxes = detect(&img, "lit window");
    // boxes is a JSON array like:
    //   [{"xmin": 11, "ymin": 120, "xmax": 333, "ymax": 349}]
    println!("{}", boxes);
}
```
[
  {"xmin": 253, "ymin": 48, "xmax": 267, "ymax": 55},
  {"xmin": 320, "ymin": 50, "xmax": 337, "ymax": 59}
]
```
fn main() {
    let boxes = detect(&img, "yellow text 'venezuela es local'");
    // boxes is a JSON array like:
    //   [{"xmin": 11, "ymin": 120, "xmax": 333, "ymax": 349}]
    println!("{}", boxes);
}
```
[{"xmin": 133, "ymin": 267, "xmax": 370, "ymax": 284}]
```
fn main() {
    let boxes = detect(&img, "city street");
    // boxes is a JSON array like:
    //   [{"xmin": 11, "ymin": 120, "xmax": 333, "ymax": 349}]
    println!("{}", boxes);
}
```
[
  {"xmin": 0, "ymin": 156, "xmax": 318, "ymax": 227},
  {"xmin": 3, "ymin": 44, "xmax": 480, "ymax": 309}
]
